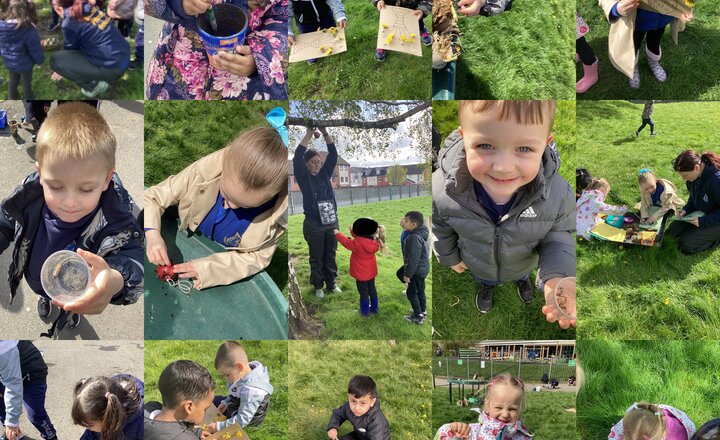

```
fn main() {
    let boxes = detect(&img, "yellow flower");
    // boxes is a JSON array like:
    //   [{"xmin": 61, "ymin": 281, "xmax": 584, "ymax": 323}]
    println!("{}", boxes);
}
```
[
  {"xmin": 663, "ymin": 298, "xmax": 670, "ymax": 305},
  {"xmin": 386, "ymin": 33, "xmax": 394, "ymax": 44},
  {"xmin": 382, "ymin": 23, "xmax": 389, "ymax": 28},
  {"xmin": 684, "ymin": 0, "xmax": 696, "ymax": 7}
]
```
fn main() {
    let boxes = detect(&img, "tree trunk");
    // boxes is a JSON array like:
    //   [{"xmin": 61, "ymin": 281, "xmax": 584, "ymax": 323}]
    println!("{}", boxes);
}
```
[{"xmin": 288, "ymin": 261, "xmax": 323, "ymax": 339}]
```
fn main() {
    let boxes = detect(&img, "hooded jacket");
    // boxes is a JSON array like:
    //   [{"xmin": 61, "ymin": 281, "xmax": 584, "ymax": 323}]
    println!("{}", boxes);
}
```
[
  {"xmin": 288, "ymin": 0, "xmax": 347, "ymax": 35},
  {"xmin": 0, "ymin": 20, "xmax": 44, "ymax": 73},
  {"xmin": 144, "ymin": 401, "xmax": 203, "ymax": 440},
  {"xmin": 402, "ymin": 224, "xmax": 430, "ymax": 279},
  {"xmin": 682, "ymin": 165, "xmax": 720, "ymax": 228},
  {"xmin": 328, "ymin": 398, "xmax": 390, "ymax": 440},
  {"xmin": 432, "ymin": 130, "xmax": 575, "ymax": 283},
  {"xmin": 217, "ymin": 361, "xmax": 274, "ymax": 430},
  {"xmin": 638, "ymin": 178, "xmax": 685, "ymax": 220},
  {"xmin": 144, "ymin": 149, "xmax": 288, "ymax": 289},
  {"xmin": 0, "ymin": 341, "xmax": 23, "ymax": 428},
  {"xmin": 61, "ymin": 2, "xmax": 130, "ymax": 70},
  {"xmin": 335, "ymin": 231, "xmax": 380, "ymax": 282}
]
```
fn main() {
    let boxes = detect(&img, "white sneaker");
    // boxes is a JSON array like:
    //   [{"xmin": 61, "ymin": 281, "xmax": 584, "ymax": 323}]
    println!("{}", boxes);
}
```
[
  {"xmin": 315, "ymin": 288, "xmax": 324, "ymax": 298},
  {"xmin": 81, "ymin": 81, "xmax": 109, "ymax": 98}
]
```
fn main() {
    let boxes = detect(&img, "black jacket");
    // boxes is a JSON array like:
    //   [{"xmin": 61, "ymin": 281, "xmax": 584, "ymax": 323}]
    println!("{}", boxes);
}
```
[
  {"xmin": 293, "ymin": 143, "xmax": 338, "ymax": 224},
  {"xmin": 402, "ymin": 225, "xmax": 429, "ymax": 279},
  {"xmin": 328, "ymin": 399, "xmax": 390, "ymax": 440},
  {"xmin": 683, "ymin": 165, "xmax": 720, "ymax": 228},
  {"xmin": 17, "ymin": 341, "xmax": 47, "ymax": 385}
]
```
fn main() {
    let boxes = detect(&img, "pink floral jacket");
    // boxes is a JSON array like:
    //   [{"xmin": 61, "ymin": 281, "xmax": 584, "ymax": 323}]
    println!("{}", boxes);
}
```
[
  {"xmin": 576, "ymin": 189, "xmax": 627, "ymax": 240},
  {"xmin": 435, "ymin": 412, "xmax": 533, "ymax": 440},
  {"xmin": 146, "ymin": 0, "xmax": 288, "ymax": 100},
  {"xmin": 608, "ymin": 404, "xmax": 695, "ymax": 440}
]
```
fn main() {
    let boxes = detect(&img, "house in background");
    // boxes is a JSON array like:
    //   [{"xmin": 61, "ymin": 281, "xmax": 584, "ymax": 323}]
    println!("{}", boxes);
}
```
[{"xmin": 290, "ymin": 158, "xmax": 427, "ymax": 191}]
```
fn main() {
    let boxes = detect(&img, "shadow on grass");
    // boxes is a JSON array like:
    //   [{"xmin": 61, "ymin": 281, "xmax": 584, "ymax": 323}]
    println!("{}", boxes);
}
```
[
  {"xmin": 612, "ymin": 135, "xmax": 639, "ymax": 146},
  {"xmin": 455, "ymin": 58, "xmax": 492, "ymax": 99}
]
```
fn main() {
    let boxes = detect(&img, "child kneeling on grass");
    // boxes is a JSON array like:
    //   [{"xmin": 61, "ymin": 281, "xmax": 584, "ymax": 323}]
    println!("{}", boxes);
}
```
[
  {"xmin": 72, "ymin": 374, "xmax": 144, "ymax": 440},
  {"xmin": 327, "ymin": 375, "xmax": 390, "ymax": 440},
  {"xmin": 398, "ymin": 210, "xmax": 429, "ymax": 324},
  {"xmin": 435, "ymin": 373, "xmax": 532, "ymax": 440},
  {"xmin": 576, "ymin": 177, "xmax": 628, "ymax": 240},
  {"xmin": 609, "ymin": 401, "xmax": 696, "ymax": 440}
]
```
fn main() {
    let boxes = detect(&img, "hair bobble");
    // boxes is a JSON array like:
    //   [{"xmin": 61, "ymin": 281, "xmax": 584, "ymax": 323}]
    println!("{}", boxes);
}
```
[
  {"xmin": 105, "ymin": 392, "xmax": 111, "ymax": 399},
  {"xmin": 265, "ymin": 107, "xmax": 288, "ymax": 148},
  {"xmin": 638, "ymin": 168, "xmax": 651, "ymax": 176}
]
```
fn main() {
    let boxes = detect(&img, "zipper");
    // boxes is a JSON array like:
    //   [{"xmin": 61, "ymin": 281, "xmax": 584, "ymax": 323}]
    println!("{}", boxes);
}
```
[{"xmin": 309, "ymin": 0, "xmax": 320, "ymax": 21}]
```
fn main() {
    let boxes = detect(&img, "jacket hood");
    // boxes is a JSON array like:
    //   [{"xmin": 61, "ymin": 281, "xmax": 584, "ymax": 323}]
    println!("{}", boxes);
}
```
[
  {"xmin": 230, "ymin": 361, "xmax": 274, "ymax": 395},
  {"xmin": 0, "ymin": 340, "xmax": 18, "ymax": 355},
  {"xmin": 408, "ymin": 224, "xmax": 429, "ymax": 241}
]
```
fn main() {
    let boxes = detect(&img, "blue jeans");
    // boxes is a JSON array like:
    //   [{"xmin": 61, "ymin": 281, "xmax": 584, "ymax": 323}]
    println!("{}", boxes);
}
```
[
  {"xmin": 472, "ymin": 273, "xmax": 544, "ymax": 291},
  {"xmin": 0, "ymin": 382, "xmax": 57, "ymax": 440}
]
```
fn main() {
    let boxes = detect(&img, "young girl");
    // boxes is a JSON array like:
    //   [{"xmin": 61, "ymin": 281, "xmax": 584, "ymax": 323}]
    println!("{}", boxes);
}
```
[
  {"xmin": 576, "ymin": 12, "xmax": 598, "ymax": 94},
  {"xmin": 435, "ymin": 373, "xmax": 533, "ymax": 440},
  {"xmin": 599, "ymin": 0, "xmax": 694, "ymax": 89},
  {"xmin": 637, "ymin": 168, "xmax": 684, "ymax": 226},
  {"xmin": 72, "ymin": 374, "xmax": 144, "ymax": 440},
  {"xmin": 0, "ymin": 0, "xmax": 43, "ymax": 99},
  {"xmin": 576, "ymin": 168, "xmax": 594, "ymax": 200},
  {"xmin": 288, "ymin": 0, "xmax": 346, "ymax": 64},
  {"xmin": 576, "ymin": 178, "xmax": 628, "ymax": 240},
  {"xmin": 609, "ymin": 401, "xmax": 696, "ymax": 440},
  {"xmin": 334, "ymin": 218, "xmax": 387, "ymax": 317},
  {"xmin": 145, "ymin": 0, "xmax": 287, "ymax": 100}
]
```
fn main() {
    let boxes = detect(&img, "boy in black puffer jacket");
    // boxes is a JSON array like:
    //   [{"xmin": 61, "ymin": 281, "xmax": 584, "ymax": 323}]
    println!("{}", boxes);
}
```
[{"xmin": 327, "ymin": 375, "xmax": 390, "ymax": 440}]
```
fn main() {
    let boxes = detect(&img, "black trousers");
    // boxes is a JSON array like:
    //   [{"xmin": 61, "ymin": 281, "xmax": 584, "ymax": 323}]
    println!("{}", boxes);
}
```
[
  {"xmin": 406, "ymin": 274, "xmax": 426, "ymax": 317},
  {"xmin": 667, "ymin": 220, "xmax": 720, "ymax": 254},
  {"xmin": 357, "ymin": 279, "xmax": 378, "ymax": 302},
  {"xmin": 303, "ymin": 217, "xmax": 338, "ymax": 289},
  {"xmin": 340, "ymin": 432, "xmax": 361, "ymax": 440},
  {"xmin": 8, "ymin": 71, "xmax": 33, "ymax": 100},
  {"xmin": 637, "ymin": 118, "xmax": 654, "ymax": 134},
  {"xmin": 50, "ymin": 50, "xmax": 126, "ymax": 90},
  {"xmin": 576, "ymin": 36, "xmax": 596, "ymax": 66},
  {"xmin": 633, "ymin": 26, "xmax": 666, "ymax": 55}
]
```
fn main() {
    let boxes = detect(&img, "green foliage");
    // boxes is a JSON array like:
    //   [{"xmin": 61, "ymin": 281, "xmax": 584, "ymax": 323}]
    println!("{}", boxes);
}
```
[{"xmin": 387, "ymin": 165, "xmax": 408, "ymax": 185}]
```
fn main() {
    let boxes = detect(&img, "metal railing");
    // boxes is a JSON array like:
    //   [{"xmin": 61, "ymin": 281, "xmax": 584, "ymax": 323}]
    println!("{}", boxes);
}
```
[
  {"xmin": 432, "ymin": 356, "xmax": 577, "ymax": 384},
  {"xmin": 289, "ymin": 184, "xmax": 430, "ymax": 214}
]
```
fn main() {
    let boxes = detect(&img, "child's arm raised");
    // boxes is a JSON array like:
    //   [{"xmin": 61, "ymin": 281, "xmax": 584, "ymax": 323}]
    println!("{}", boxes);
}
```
[{"xmin": 319, "ymin": 127, "xmax": 338, "ymax": 175}]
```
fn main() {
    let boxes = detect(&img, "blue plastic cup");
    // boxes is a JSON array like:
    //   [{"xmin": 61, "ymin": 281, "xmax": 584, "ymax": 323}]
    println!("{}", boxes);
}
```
[{"xmin": 197, "ymin": 3, "xmax": 249, "ymax": 56}]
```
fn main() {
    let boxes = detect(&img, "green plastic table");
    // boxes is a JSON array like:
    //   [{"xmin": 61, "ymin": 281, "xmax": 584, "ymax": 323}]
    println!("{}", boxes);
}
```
[{"xmin": 447, "ymin": 378, "xmax": 486, "ymax": 403}]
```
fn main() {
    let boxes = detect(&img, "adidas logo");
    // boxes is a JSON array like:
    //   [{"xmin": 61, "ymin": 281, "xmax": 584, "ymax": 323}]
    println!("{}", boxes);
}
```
[{"xmin": 519, "ymin": 206, "xmax": 537, "ymax": 218}]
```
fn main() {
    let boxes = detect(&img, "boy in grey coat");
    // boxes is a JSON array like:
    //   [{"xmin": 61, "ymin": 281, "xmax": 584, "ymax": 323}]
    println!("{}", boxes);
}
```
[{"xmin": 432, "ymin": 100, "xmax": 575, "ymax": 325}]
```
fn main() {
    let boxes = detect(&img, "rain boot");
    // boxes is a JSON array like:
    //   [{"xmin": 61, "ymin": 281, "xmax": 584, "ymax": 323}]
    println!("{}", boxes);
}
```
[
  {"xmin": 629, "ymin": 50, "xmax": 641, "ymax": 90},
  {"xmin": 576, "ymin": 58, "xmax": 598, "ymax": 93},
  {"xmin": 360, "ymin": 299, "xmax": 370, "ymax": 317},
  {"xmin": 370, "ymin": 297, "xmax": 379, "ymax": 315},
  {"xmin": 646, "ymin": 46, "xmax": 667, "ymax": 82}
]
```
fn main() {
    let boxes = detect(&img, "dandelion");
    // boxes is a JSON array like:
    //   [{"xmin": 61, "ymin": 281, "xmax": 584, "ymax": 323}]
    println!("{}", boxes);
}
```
[
  {"xmin": 684, "ymin": 0, "xmax": 695, "ymax": 6},
  {"xmin": 382, "ymin": 23, "xmax": 389, "ymax": 29},
  {"xmin": 386, "ymin": 33, "xmax": 394, "ymax": 44},
  {"xmin": 616, "ymin": 294, "xmax": 622, "ymax": 300},
  {"xmin": 663, "ymin": 297, "xmax": 670, "ymax": 305}
]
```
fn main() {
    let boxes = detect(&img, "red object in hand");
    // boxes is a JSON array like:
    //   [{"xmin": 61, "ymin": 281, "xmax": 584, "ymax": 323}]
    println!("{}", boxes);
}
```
[
  {"xmin": 155, "ymin": 264, "xmax": 178, "ymax": 282},
  {"xmin": 313, "ymin": 130, "xmax": 320, "ymax": 138}
]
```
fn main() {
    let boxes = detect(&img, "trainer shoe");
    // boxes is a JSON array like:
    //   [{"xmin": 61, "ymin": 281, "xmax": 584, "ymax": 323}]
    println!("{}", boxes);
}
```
[
  {"xmin": 37, "ymin": 296, "xmax": 52, "ymax": 318},
  {"xmin": 475, "ymin": 284, "xmax": 494, "ymax": 313},
  {"xmin": 375, "ymin": 49, "xmax": 385, "ymax": 62},
  {"xmin": 315, "ymin": 288, "xmax": 325, "ymax": 298},
  {"xmin": 81, "ymin": 81, "xmax": 108, "ymax": 98},
  {"xmin": 516, "ymin": 279, "xmax": 533, "ymax": 303},
  {"xmin": 421, "ymin": 32, "xmax": 432, "ymax": 46}
]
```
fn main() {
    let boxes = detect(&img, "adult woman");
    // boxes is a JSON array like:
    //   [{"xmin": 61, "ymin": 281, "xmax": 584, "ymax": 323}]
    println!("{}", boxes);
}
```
[
  {"xmin": 292, "ymin": 126, "xmax": 341, "ymax": 298},
  {"xmin": 667, "ymin": 150, "xmax": 720, "ymax": 254}
]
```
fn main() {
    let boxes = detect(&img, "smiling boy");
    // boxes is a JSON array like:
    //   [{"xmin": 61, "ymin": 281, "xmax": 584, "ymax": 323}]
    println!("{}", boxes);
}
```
[{"xmin": 327, "ymin": 375, "xmax": 390, "ymax": 440}]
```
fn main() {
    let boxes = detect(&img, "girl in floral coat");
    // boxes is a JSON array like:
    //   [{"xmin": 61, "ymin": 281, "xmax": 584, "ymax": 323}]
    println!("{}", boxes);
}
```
[
  {"xmin": 576, "ymin": 178, "xmax": 627, "ymax": 240},
  {"xmin": 608, "ymin": 402, "xmax": 695, "ymax": 440},
  {"xmin": 145, "ymin": 0, "xmax": 287, "ymax": 100}
]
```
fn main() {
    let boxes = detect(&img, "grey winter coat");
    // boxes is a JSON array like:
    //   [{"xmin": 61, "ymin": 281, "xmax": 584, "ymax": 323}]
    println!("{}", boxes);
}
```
[
  {"xmin": 403, "ymin": 224, "xmax": 430, "ymax": 279},
  {"xmin": 216, "ymin": 361, "xmax": 273, "ymax": 430},
  {"xmin": 432, "ymin": 130, "xmax": 575, "ymax": 283},
  {"xmin": 0, "ymin": 341, "xmax": 23, "ymax": 427}
]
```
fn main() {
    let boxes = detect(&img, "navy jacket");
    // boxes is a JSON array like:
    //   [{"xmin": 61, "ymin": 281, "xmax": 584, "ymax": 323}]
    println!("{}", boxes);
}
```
[
  {"xmin": 683, "ymin": 165, "xmax": 720, "ymax": 228},
  {"xmin": 0, "ymin": 172, "xmax": 144, "ymax": 305},
  {"xmin": 0, "ymin": 20, "xmax": 44, "ymax": 73},
  {"xmin": 293, "ymin": 143, "xmax": 338, "ymax": 223},
  {"xmin": 80, "ymin": 374, "xmax": 144, "ymax": 440},
  {"xmin": 62, "ymin": 3, "xmax": 130, "ymax": 70},
  {"xmin": 402, "ymin": 224, "xmax": 430, "ymax": 279}
]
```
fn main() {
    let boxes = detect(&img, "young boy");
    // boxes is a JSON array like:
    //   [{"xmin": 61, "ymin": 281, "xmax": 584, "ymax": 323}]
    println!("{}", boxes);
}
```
[
  {"xmin": 206, "ymin": 341, "xmax": 273, "ymax": 432},
  {"xmin": 399, "ymin": 211, "xmax": 429, "ymax": 324},
  {"xmin": 144, "ymin": 125, "xmax": 288, "ymax": 290},
  {"xmin": 432, "ymin": 100, "xmax": 575, "ymax": 320},
  {"xmin": 327, "ymin": 375, "xmax": 390, "ymax": 440},
  {"xmin": 373, "ymin": 0, "xmax": 431, "ymax": 62},
  {"xmin": 0, "ymin": 102, "xmax": 143, "ymax": 333},
  {"xmin": 144, "ymin": 360, "xmax": 215, "ymax": 440}
]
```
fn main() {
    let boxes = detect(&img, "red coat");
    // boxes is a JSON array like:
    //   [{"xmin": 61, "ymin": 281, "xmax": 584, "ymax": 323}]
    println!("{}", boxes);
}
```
[{"xmin": 335, "ymin": 232, "xmax": 380, "ymax": 281}]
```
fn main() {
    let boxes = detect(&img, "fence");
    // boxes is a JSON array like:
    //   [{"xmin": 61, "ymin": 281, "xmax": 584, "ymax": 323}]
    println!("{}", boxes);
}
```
[
  {"xmin": 432, "ymin": 356, "xmax": 577, "ymax": 385},
  {"xmin": 289, "ymin": 184, "xmax": 430, "ymax": 214}
]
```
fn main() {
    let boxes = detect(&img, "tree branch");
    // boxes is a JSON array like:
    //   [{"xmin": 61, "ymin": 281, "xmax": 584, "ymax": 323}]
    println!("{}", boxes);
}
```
[{"xmin": 288, "ymin": 101, "xmax": 431, "ymax": 129}]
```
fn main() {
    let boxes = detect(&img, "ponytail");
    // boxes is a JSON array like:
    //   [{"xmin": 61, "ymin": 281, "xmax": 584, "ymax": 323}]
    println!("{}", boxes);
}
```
[
  {"xmin": 701, "ymin": 152, "xmax": 720, "ymax": 170},
  {"xmin": 72, "ymin": 376, "xmax": 142, "ymax": 440},
  {"xmin": 375, "ymin": 225, "xmax": 388, "ymax": 256}
]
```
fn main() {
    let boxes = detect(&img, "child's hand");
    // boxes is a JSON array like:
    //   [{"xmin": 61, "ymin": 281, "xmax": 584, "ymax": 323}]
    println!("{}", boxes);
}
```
[
  {"xmin": 413, "ymin": 9, "xmax": 423, "ymax": 18},
  {"xmin": 449, "ymin": 422, "xmax": 471, "ymax": 438},
  {"xmin": 451, "ymin": 261, "xmax": 467, "ymax": 273},
  {"xmin": 289, "ymin": 35, "xmax": 296, "ymax": 45},
  {"xmin": 52, "ymin": 249, "xmax": 124, "ymax": 315},
  {"xmin": 403, "ymin": 275, "xmax": 410, "ymax": 283},
  {"xmin": 616, "ymin": 0, "xmax": 640, "ymax": 16},
  {"xmin": 209, "ymin": 46, "xmax": 257, "ymax": 77},
  {"xmin": 217, "ymin": 401, "xmax": 228, "ymax": 414},
  {"xmin": 328, "ymin": 428, "xmax": 339, "ymax": 440},
  {"xmin": 5, "ymin": 426, "xmax": 21, "ymax": 440},
  {"xmin": 333, "ymin": 229, "xmax": 340, "ymax": 235},
  {"xmin": 541, "ymin": 278, "xmax": 577, "ymax": 329},
  {"xmin": 173, "ymin": 261, "xmax": 202, "ymax": 289},
  {"xmin": 200, "ymin": 431, "xmax": 211, "ymax": 439},
  {"xmin": 146, "ymin": 229, "xmax": 171, "ymax": 266},
  {"xmin": 457, "ymin": 0, "xmax": 484, "ymax": 16},
  {"xmin": 646, "ymin": 215, "xmax": 657, "ymax": 224},
  {"xmin": 182, "ymin": 0, "xmax": 211, "ymax": 15},
  {"xmin": 677, "ymin": 210, "xmax": 687, "ymax": 218},
  {"xmin": 680, "ymin": 12, "xmax": 693, "ymax": 23},
  {"xmin": 376, "ymin": 0, "xmax": 385, "ymax": 10},
  {"xmin": 50, "ymin": 72, "xmax": 63, "ymax": 82},
  {"xmin": 689, "ymin": 218, "xmax": 699, "ymax": 227},
  {"xmin": 205, "ymin": 422, "xmax": 217, "ymax": 434},
  {"xmin": 337, "ymin": 19, "xmax": 347, "ymax": 29}
]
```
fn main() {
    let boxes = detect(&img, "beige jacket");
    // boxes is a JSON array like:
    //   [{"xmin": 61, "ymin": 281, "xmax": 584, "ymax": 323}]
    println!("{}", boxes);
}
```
[
  {"xmin": 599, "ymin": 0, "xmax": 686, "ymax": 78},
  {"xmin": 639, "ymin": 178, "xmax": 685, "ymax": 219},
  {"xmin": 144, "ymin": 149, "xmax": 288, "ymax": 289}
]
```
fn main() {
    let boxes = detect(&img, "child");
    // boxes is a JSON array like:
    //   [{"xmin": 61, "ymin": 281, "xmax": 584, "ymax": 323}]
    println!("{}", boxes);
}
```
[
  {"xmin": 288, "ymin": 0, "xmax": 346, "ymax": 64},
  {"xmin": 144, "ymin": 111, "xmax": 288, "ymax": 290},
  {"xmin": 373, "ymin": 0, "xmax": 431, "ymax": 62},
  {"xmin": 72, "ymin": 374, "xmax": 144, "ymax": 440},
  {"xmin": 206, "ymin": 341, "xmax": 273, "ymax": 432},
  {"xmin": 692, "ymin": 419, "xmax": 720, "ymax": 440},
  {"xmin": 145, "ymin": 0, "xmax": 287, "ymax": 100},
  {"xmin": 0, "ymin": 0, "xmax": 43, "ymax": 99},
  {"xmin": 635, "ymin": 101, "xmax": 656, "ymax": 137},
  {"xmin": 399, "ymin": 211, "xmax": 429, "ymax": 324},
  {"xmin": 432, "ymin": 100, "xmax": 575, "ymax": 315},
  {"xmin": 576, "ymin": 178, "xmax": 628, "ymax": 240},
  {"xmin": 0, "ymin": 340, "xmax": 58, "ymax": 440},
  {"xmin": 637, "ymin": 168, "xmax": 684, "ymax": 226},
  {"xmin": 576, "ymin": 168, "xmax": 594, "ymax": 200},
  {"xmin": 144, "ymin": 360, "xmax": 215, "ymax": 440},
  {"xmin": 333, "ymin": 218, "xmax": 387, "ymax": 317},
  {"xmin": 435, "ymin": 373, "xmax": 533, "ymax": 440},
  {"xmin": 576, "ymin": 12, "xmax": 598, "ymax": 94},
  {"xmin": 327, "ymin": 375, "xmax": 390, "ymax": 440},
  {"xmin": 0, "ymin": 102, "xmax": 144, "ymax": 334},
  {"xmin": 600, "ymin": 0, "xmax": 694, "ymax": 89},
  {"xmin": 609, "ymin": 401, "xmax": 696, "ymax": 440}
]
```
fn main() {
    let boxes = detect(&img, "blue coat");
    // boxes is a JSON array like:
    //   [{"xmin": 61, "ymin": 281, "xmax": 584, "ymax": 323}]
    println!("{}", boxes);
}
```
[
  {"xmin": 61, "ymin": 3, "xmax": 130, "ymax": 70},
  {"xmin": 0, "ymin": 20, "xmax": 44, "ymax": 73},
  {"xmin": 684, "ymin": 165, "xmax": 720, "ymax": 228}
]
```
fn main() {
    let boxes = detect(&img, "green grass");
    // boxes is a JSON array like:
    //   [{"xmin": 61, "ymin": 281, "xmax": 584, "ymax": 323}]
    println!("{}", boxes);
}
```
[
  {"xmin": 577, "ymin": 340, "xmax": 720, "ymax": 440},
  {"xmin": 288, "ymin": 0, "xmax": 431, "ymax": 99},
  {"xmin": 289, "ymin": 196, "xmax": 431, "ymax": 340},
  {"xmin": 144, "ymin": 340, "xmax": 288, "ymax": 440},
  {"xmin": 289, "ymin": 340, "xmax": 432, "ymax": 440},
  {"xmin": 432, "ymin": 358, "xmax": 577, "ymax": 384},
  {"xmin": 576, "ymin": 100, "xmax": 720, "ymax": 339},
  {"xmin": 432, "ymin": 387, "xmax": 577, "ymax": 440},
  {"xmin": 577, "ymin": 0, "xmax": 720, "ymax": 99},
  {"xmin": 431, "ymin": 101, "xmax": 576, "ymax": 340},
  {"xmin": 144, "ymin": 101, "xmax": 288, "ymax": 291},
  {"xmin": 0, "ymin": 4, "xmax": 143, "ymax": 99},
  {"xmin": 453, "ymin": 0, "xmax": 574, "ymax": 99}
]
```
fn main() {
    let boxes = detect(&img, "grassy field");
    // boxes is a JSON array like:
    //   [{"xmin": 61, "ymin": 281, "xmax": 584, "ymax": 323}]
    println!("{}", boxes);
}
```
[
  {"xmin": 145, "ymin": 340, "xmax": 288, "ymax": 440},
  {"xmin": 289, "ymin": 196, "xmax": 431, "ymax": 340},
  {"xmin": 431, "ymin": 101, "xmax": 576, "ymax": 340},
  {"xmin": 432, "ymin": 358, "xmax": 577, "ymax": 384},
  {"xmin": 0, "ymin": 3, "xmax": 143, "ymax": 99},
  {"xmin": 432, "ymin": 387, "xmax": 577, "ymax": 439},
  {"xmin": 289, "ymin": 340, "xmax": 432, "ymax": 440},
  {"xmin": 288, "ymin": 0, "xmax": 431, "ymax": 100},
  {"xmin": 576, "ymin": 100, "xmax": 720, "ymax": 340},
  {"xmin": 576, "ymin": 0, "xmax": 720, "ymax": 100},
  {"xmin": 144, "ymin": 101, "xmax": 288, "ymax": 291},
  {"xmin": 451, "ymin": 0, "xmax": 574, "ymax": 99},
  {"xmin": 577, "ymin": 340, "xmax": 720, "ymax": 440}
]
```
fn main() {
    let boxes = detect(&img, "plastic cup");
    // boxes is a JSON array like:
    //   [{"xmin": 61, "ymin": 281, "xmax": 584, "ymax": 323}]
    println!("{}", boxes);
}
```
[
  {"xmin": 197, "ymin": 4, "xmax": 249, "ymax": 56},
  {"xmin": 545, "ymin": 276, "xmax": 576, "ymax": 322},
  {"xmin": 40, "ymin": 250, "xmax": 91, "ymax": 302}
]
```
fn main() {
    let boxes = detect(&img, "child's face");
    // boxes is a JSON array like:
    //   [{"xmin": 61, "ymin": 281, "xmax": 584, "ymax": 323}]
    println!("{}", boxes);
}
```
[
  {"xmin": 459, "ymin": 110, "xmax": 550, "ymax": 204},
  {"xmin": 484, "ymin": 384, "xmax": 523, "ymax": 424},
  {"xmin": 36, "ymin": 153, "xmax": 114, "ymax": 223},
  {"xmin": 640, "ymin": 177, "xmax": 657, "ymax": 195},
  {"xmin": 183, "ymin": 389, "xmax": 215, "ymax": 424},
  {"xmin": 347, "ymin": 393, "xmax": 377, "ymax": 418},
  {"xmin": 220, "ymin": 176, "xmax": 275, "ymax": 209},
  {"xmin": 400, "ymin": 217, "xmax": 416, "ymax": 231},
  {"xmin": 217, "ymin": 362, "xmax": 245, "ymax": 384}
]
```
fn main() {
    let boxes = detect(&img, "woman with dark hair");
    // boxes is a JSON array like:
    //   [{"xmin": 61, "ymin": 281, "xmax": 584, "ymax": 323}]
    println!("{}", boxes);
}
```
[
  {"xmin": 49, "ymin": 0, "xmax": 130, "ymax": 97},
  {"xmin": 667, "ymin": 150, "xmax": 720, "ymax": 254}
]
